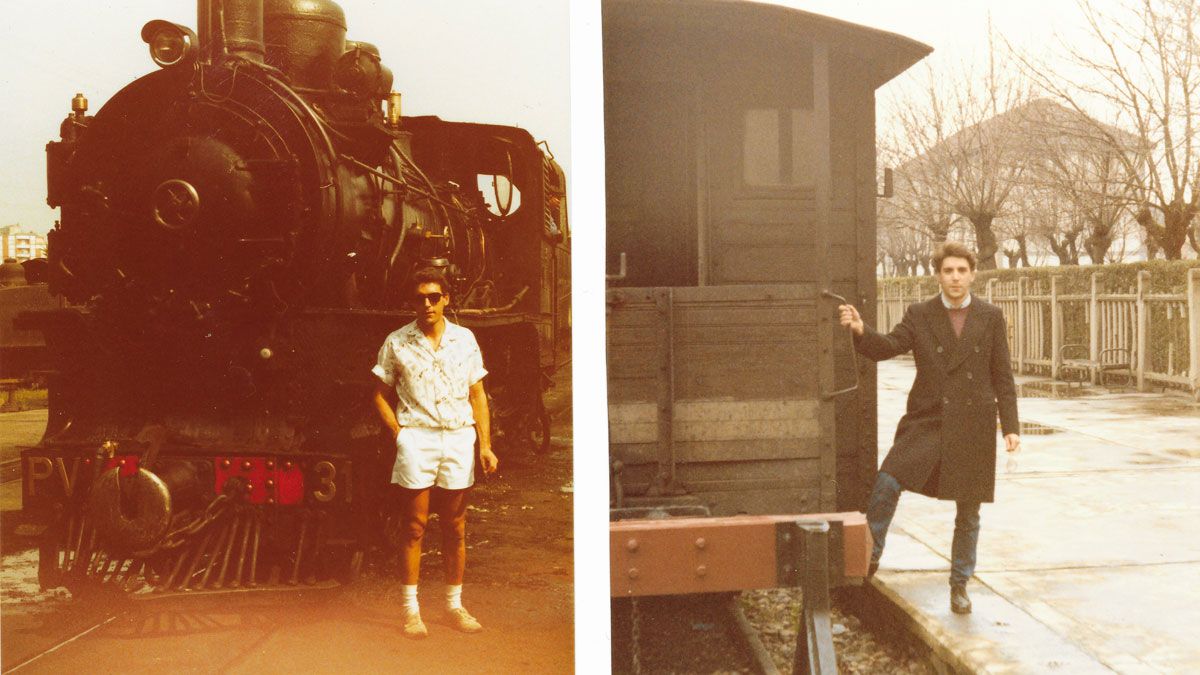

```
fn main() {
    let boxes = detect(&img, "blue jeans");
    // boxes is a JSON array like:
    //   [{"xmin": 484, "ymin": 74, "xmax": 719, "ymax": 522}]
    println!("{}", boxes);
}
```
[{"xmin": 866, "ymin": 471, "xmax": 981, "ymax": 587}]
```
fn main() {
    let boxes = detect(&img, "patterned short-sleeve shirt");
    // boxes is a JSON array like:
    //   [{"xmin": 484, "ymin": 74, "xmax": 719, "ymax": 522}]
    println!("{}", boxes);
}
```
[{"xmin": 372, "ymin": 320, "xmax": 488, "ymax": 430}]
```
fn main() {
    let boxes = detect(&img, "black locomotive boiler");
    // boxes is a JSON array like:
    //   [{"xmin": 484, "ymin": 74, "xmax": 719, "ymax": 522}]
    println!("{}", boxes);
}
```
[{"xmin": 22, "ymin": 0, "xmax": 569, "ymax": 595}]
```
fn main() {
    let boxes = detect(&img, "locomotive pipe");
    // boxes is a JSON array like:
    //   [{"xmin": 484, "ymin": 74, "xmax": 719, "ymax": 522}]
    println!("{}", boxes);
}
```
[{"xmin": 454, "ymin": 286, "xmax": 530, "ymax": 315}]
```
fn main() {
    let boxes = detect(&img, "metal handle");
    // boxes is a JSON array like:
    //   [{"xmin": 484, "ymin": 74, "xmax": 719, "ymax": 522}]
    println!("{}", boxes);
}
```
[
  {"xmin": 606, "ymin": 251, "xmax": 627, "ymax": 281},
  {"xmin": 820, "ymin": 290, "xmax": 859, "ymax": 401}
]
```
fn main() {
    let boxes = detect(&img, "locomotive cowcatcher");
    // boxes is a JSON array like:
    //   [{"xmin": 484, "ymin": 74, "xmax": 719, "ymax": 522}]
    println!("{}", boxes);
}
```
[{"xmin": 21, "ymin": 0, "xmax": 569, "ymax": 595}]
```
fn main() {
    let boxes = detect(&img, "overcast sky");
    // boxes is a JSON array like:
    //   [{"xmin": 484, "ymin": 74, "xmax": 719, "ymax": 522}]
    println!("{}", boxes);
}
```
[
  {"xmin": 0, "ymin": 0, "xmax": 569, "ymax": 235},
  {"xmin": 0, "ymin": 0, "xmax": 1113, "ymax": 236},
  {"xmin": 778, "ymin": 0, "xmax": 1100, "ymax": 124}
]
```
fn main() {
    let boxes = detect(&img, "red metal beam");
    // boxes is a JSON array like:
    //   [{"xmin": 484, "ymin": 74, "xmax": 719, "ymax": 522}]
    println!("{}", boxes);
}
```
[{"xmin": 610, "ymin": 512, "xmax": 870, "ymax": 597}]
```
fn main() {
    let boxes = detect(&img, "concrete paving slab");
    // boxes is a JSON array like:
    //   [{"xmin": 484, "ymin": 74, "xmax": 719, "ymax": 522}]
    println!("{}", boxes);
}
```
[
  {"xmin": 873, "ymin": 571, "xmax": 1110, "ymax": 674},
  {"xmin": 871, "ymin": 358, "xmax": 1200, "ymax": 674},
  {"xmin": 892, "ymin": 467, "xmax": 1200, "ymax": 570},
  {"xmin": 876, "ymin": 530, "xmax": 949, "ymax": 572},
  {"xmin": 985, "ymin": 563, "xmax": 1200, "ymax": 674}
]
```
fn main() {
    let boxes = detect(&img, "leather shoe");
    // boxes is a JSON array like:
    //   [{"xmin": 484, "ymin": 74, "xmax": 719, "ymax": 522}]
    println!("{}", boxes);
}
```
[{"xmin": 950, "ymin": 585, "xmax": 972, "ymax": 614}]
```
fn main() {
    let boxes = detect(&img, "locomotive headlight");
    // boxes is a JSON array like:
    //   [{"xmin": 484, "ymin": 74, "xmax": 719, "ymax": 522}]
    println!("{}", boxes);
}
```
[{"xmin": 140, "ymin": 20, "xmax": 198, "ymax": 68}]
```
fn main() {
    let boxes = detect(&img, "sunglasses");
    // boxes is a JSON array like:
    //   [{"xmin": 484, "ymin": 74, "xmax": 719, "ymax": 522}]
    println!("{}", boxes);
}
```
[{"xmin": 413, "ymin": 292, "xmax": 445, "ymax": 306}]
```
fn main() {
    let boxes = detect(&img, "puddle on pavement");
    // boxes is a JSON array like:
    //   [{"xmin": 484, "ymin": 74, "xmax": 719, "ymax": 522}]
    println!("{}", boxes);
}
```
[
  {"xmin": 1019, "ymin": 422, "xmax": 1061, "ymax": 436},
  {"xmin": 1015, "ymin": 381, "xmax": 1096, "ymax": 399}
]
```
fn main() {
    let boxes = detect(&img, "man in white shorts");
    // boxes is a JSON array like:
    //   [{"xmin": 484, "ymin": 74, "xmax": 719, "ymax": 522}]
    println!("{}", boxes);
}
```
[{"xmin": 371, "ymin": 268, "xmax": 499, "ymax": 638}]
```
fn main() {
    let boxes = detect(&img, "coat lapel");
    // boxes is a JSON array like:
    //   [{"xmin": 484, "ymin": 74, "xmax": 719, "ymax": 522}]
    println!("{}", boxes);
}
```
[
  {"xmin": 947, "ymin": 300, "xmax": 986, "ymax": 372},
  {"xmin": 925, "ymin": 296, "xmax": 956, "ymax": 361}
]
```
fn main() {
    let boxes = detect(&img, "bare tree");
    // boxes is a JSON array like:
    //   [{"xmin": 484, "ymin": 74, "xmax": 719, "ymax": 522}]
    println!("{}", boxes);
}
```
[
  {"xmin": 887, "ymin": 41, "xmax": 1032, "ymax": 269},
  {"xmin": 1018, "ymin": 0, "xmax": 1200, "ymax": 260},
  {"xmin": 1012, "ymin": 100, "xmax": 1141, "ymax": 264},
  {"xmin": 881, "ymin": 129, "xmax": 957, "ymax": 248},
  {"xmin": 877, "ymin": 197, "xmax": 933, "ymax": 276}
]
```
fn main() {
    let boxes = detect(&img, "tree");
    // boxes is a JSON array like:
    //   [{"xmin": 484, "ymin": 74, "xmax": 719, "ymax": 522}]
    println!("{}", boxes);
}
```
[
  {"xmin": 876, "ymin": 197, "xmax": 932, "ymax": 276},
  {"xmin": 1019, "ymin": 0, "xmax": 1200, "ymax": 260},
  {"xmin": 887, "ymin": 49, "xmax": 1032, "ymax": 269},
  {"xmin": 1013, "ymin": 99, "xmax": 1141, "ymax": 264}
]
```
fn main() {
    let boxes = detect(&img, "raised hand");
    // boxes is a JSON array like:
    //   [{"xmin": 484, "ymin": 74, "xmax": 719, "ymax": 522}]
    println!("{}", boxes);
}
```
[{"xmin": 838, "ymin": 304, "xmax": 864, "ymax": 336}]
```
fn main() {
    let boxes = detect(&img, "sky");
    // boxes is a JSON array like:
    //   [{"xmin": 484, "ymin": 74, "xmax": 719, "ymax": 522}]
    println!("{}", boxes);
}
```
[
  {"xmin": 0, "ymin": 0, "xmax": 1118, "ymax": 236},
  {"xmin": 775, "ymin": 0, "xmax": 1098, "ymax": 128},
  {"xmin": 0, "ymin": 0, "xmax": 569, "ymax": 235}
]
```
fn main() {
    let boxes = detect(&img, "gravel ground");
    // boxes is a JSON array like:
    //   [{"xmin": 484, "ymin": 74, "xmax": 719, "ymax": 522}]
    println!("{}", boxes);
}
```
[
  {"xmin": 611, "ymin": 588, "xmax": 927, "ymax": 674},
  {"xmin": 742, "ymin": 588, "xmax": 928, "ymax": 674}
]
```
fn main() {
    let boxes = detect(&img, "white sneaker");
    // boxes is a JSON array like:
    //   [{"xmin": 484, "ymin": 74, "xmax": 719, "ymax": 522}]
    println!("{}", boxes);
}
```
[
  {"xmin": 402, "ymin": 610, "xmax": 428, "ymax": 639},
  {"xmin": 446, "ymin": 607, "xmax": 483, "ymax": 633}
]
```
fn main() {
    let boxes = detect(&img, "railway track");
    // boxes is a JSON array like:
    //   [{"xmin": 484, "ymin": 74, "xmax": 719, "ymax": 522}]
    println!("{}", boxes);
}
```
[
  {"xmin": 613, "ymin": 589, "xmax": 931, "ymax": 674},
  {"xmin": 3, "ymin": 612, "xmax": 121, "ymax": 674},
  {"xmin": 612, "ymin": 593, "xmax": 760, "ymax": 674}
]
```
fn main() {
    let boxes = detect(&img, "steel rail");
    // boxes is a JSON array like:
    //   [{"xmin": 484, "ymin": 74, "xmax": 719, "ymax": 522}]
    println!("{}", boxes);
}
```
[{"xmin": 3, "ymin": 613, "xmax": 121, "ymax": 674}]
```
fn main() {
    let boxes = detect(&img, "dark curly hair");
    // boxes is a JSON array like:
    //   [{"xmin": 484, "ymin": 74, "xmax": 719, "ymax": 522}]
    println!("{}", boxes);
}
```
[
  {"xmin": 411, "ymin": 267, "xmax": 449, "ymax": 295},
  {"xmin": 931, "ymin": 241, "xmax": 977, "ymax": 272}
]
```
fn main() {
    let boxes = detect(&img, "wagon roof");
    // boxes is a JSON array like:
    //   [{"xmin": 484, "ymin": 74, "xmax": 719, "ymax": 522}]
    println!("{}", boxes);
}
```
[{"xmin": 604, "ymin": 0, "xmax": 932, "ymax": 88}]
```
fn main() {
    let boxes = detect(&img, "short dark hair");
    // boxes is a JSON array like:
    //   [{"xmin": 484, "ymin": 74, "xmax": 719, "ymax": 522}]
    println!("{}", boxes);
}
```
[
  {"xmin": 411, "ymin": 267, "xmax": 449, "ymax": 295},
  {"xmin": 931, "ymin": 241, "xmax": 977, "ymax": 271}
]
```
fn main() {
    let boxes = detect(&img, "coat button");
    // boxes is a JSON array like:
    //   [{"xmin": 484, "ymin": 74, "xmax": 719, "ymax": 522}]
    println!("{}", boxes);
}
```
[
  {"xmin": 966, "ymin": 372, "xmax": 974, "ymax": 380},
  {"xmin": 974, "ymin": 345, "xmax": 981, "ymax": 353},
  {"xmin": 936, "ymin": 346, "xmax": 944, "ymax": 353},
  {"xmin": 942, "ymin": 397, "xmax": 949, "ymax": 405}
]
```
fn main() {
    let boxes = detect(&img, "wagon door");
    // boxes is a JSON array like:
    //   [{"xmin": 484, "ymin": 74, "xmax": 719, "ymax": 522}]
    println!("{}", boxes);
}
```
[
  {"xmin": 607, "ymin": 283, "xmax": 838, "ymax": 515},
  {"xmin": 604, "ymin": 80, "xmax": 698, "ymax": 288}
]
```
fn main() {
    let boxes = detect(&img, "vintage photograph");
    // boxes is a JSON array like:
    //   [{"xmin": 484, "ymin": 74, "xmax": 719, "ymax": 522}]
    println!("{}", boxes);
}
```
[
  {"xmin": 603, "ymin": 0, "xmax": 1199, "ymax": 673},
  {"xmin": 0, "ymin": 0, "xmax": 572, "ymax": 671}
]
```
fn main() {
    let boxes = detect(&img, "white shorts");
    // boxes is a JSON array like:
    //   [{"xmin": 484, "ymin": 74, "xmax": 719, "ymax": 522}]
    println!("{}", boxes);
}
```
[{"xmin": 392, "ymin": 426, "xmax": 477, "ymax": 490}]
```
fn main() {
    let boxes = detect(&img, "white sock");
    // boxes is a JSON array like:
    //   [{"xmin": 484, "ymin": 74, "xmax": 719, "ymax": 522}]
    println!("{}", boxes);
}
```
[
  {"xmin": 402, "ymin": 584, "xmax": 419, "ymax": 614},
  {"xmin": 446, "ymin": 584, "xmax": 463, "ymax": 610}
]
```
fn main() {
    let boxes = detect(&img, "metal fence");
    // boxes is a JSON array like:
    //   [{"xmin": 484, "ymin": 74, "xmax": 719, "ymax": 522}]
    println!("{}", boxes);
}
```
[{"xmin": 877, "ymin": 268, "xmax": 1200, "ymax": 398}]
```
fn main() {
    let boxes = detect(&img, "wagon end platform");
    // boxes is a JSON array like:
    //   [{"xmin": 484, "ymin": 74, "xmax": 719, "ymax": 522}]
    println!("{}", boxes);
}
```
[{"xmin": 610, "ymin": 511, "xmax": 870, "ymax": 597}]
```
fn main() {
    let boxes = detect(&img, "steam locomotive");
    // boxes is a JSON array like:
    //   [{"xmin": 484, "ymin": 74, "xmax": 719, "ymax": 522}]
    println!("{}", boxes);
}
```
[{"xmin": 21, "ymin": 0, "xmax": 569, "ymax": 594}]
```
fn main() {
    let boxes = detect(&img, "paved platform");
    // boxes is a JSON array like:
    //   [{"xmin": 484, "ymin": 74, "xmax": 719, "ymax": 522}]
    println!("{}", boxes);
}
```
[{"xmin": 871, "ymin": 358, "xmax": 1200, "ymax": 674}]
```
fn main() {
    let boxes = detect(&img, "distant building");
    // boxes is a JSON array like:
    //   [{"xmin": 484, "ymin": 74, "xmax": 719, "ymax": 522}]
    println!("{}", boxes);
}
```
[{"xmin": 0, "ymin": 226, "xmax": 47, "ymax": 262}]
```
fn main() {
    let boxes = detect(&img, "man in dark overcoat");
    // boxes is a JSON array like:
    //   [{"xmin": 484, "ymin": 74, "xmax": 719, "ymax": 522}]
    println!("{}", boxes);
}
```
[{"xmin": 839, "ymin": 241, "xmax": 1020, "ymax": 614}]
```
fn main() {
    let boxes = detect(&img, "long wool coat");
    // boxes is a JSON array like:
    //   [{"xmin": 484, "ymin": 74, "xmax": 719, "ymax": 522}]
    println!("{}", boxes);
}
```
[{"xmin": 856, "ymin": 296, "xmax": 1019, "ymax": 503}]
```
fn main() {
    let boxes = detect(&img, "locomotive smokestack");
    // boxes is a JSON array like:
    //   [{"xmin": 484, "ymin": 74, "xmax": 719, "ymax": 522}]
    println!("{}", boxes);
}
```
[
  {"xmin": 197, "ymin": 0, "xmax": 265, "ymax": 63},
  {"xmin": 197, "ymin": 0, "xmax": 214, "ymax": 59},
  {"xmin": 224, "ymin": 0, "xmax": 265, "ymax": 63}
]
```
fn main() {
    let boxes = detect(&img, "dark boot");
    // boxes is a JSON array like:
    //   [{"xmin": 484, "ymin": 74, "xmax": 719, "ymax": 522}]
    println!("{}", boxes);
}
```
[{"xmin": 950, "ymin": 584, "xmax": 972, "ymax": 614}]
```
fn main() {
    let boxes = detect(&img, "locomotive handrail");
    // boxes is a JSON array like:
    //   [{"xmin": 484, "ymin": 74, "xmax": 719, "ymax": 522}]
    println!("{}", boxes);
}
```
[{"xmin": 819, "ymin": 290, "xmax": 859, "ymax": 401}]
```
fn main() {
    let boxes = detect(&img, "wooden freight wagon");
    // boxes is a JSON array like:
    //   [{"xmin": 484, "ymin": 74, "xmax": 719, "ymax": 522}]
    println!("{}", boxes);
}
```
[{"xmin": 605, "ymin": 0, "xmax": 931, "ymax": 519}]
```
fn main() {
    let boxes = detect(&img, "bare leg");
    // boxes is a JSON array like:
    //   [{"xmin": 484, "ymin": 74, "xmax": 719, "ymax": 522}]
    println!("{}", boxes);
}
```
[
  {"xmin": 434, "ymin": 487, "xmax": 469, "ymax": 584},
  {"xmin": 397, "ymin": 487, "xmax": 431, "ymax": 585}
]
